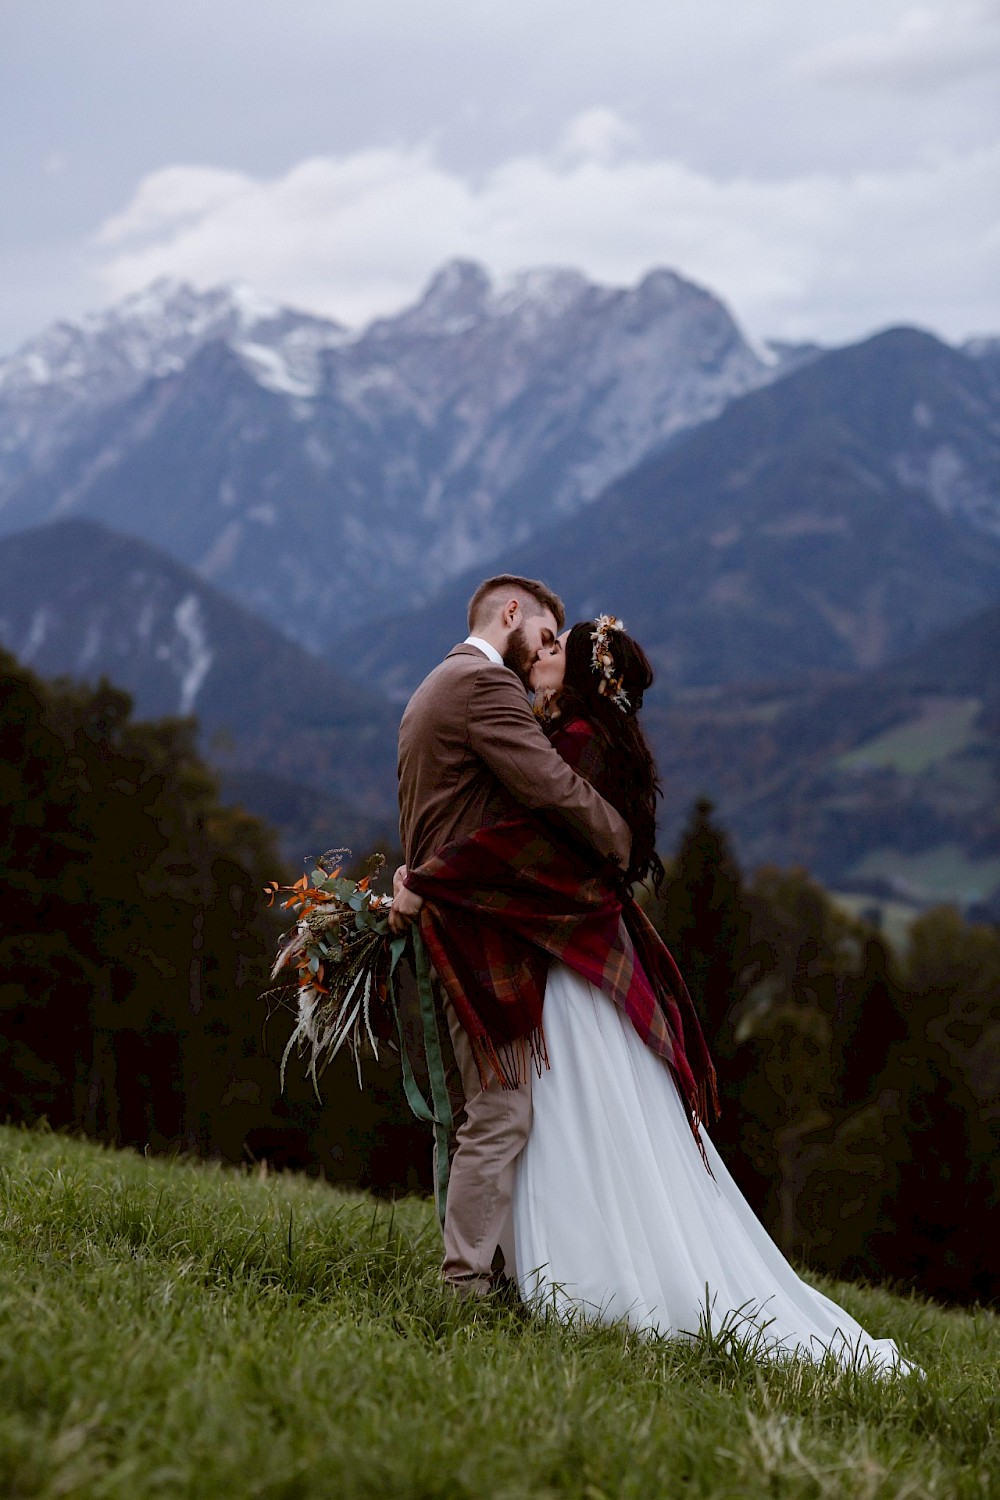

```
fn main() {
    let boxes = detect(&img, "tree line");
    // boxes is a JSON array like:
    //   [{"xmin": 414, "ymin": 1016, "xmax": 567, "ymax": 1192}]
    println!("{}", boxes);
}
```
[
  {"xmin": 0, "ymin": 649, "xmax": 425, "ymax": 1192},
  {"xmin": 653, "ymin": 798, "xmax": 999, "ymax": 1307},
  {"xmin": 1, "ymin": 650, "xmax": 996, "ymax": 1305}
]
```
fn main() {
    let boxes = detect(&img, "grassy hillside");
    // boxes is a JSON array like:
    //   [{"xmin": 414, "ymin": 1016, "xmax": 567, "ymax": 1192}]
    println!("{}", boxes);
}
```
[{"xmin": 0, "ymin": 1129, "xmax": 995, "ymax": 1498}]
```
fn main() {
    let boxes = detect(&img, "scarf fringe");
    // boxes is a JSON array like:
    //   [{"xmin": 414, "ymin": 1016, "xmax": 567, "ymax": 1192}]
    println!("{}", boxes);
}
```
[
  {"xmin": 688, "ymin": 1107, "xmax": 715, "ymax": 1178},
  {"xmin": 471, "ymin": 1025, "xmax": 548, "ymax": 1090},
  {"xmin": 698, "ymin": 1070, "xmax": 721, "ymax": 1128}
]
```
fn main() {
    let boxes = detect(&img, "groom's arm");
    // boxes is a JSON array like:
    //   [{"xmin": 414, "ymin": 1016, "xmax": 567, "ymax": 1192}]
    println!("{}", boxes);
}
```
[{"xmin": 467, "ymin": 667, "xmax": 631, "ymax": 868}]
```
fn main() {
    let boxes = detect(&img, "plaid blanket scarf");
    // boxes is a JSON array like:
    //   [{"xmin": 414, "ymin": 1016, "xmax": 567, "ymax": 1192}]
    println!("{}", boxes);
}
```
[{"xmin": 405, "ymin": 719, "xmax": 719, "ymax": 1154}]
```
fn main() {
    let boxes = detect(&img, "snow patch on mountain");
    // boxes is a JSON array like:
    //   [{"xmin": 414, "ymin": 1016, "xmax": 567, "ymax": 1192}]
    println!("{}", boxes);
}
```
[
  {"xmin": 161, "ymin": 593, "xmax": 214, "ymax": 714},
  {"xmin": 199, "ymin": 521, "xmax": 244, "ymax": 579},
  {"xmin": 894, "ymin": 443, "xmax": 1000, "ymax": 537},
  {"xmin": 232, "ymin": 318, "xmax": 349, "ymax": 399},
  {"xmin": 493, "ymin": 267, "xmax": 590, "ymax": 324},
  {"xmin": 234, "ymin": 341, "xmax": 315, "ymax": 397},
  {"xmin": 20, "ymin": 607, "xmax": 50, "ymax": 663}
]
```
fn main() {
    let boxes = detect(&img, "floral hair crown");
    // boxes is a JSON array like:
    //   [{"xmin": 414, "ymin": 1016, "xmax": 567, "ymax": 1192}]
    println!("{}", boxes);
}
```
[{"xmin": 590, "ymin": 614, "xmax": 630, "ymax": 712}]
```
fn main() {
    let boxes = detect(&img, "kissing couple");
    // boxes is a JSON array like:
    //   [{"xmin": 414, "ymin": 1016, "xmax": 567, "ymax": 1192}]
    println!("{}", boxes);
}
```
[{"xmin": 389, "ymin": 573, "xmax": 915, "ymax": 1373}]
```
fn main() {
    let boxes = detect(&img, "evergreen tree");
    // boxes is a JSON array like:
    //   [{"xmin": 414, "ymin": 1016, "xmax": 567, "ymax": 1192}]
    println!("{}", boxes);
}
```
[
  {"xmin": 849, "ymin": 1041, "xmax": 997, "ymax": 1305},
  {"xmin": 836, "ymin": 936, "xmax": 910, "ymax": 1110},
  {"xmin": 0, "ymin": 648, "xmax": 432, "ymax": 1193},
  {"xmin": 653, "ymin": 798, "xmax": 755, "ymax": 1191},
  {"xmin": 660, "ymin": 797, "xmax": 748, "ymax": 1047},
  {"xmin": 0, "ymin": 652, "xmax": 282, "ymax": 1146}
]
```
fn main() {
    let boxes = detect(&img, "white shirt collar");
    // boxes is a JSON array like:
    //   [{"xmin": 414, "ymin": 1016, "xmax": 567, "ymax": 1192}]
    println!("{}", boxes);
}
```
[{"xmin": 464, "ymin": 634, "xmax": 504, "ymax": 667}]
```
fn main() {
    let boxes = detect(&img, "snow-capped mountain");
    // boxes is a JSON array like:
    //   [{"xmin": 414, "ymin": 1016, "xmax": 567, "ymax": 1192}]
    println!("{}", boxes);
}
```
[
  {"xmin": 0, "ymin": 262, "xmax": 776, "ymax": 644},
  {"xmin": 0, "ymin": 279, "xmax": 347, "ymax": 486}
]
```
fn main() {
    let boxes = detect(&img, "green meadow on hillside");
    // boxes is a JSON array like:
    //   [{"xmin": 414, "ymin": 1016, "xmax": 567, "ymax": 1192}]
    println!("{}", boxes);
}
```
[
  {"xmin": 850, "ymin": 845, "xmax": 1000, "ymax": 907},
  {"xmin": 0, "ymin": 1127, "xmax": 995, "ymax": 1499},
  {"xmin": 837, "ymin": 697, "xmax": 983, "ymax": 777}
]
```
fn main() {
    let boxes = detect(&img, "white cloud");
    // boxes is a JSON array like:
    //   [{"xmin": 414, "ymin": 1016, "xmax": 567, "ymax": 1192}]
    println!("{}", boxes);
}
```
[
  {"xmin": 96, "ymin": 165, "xmax": 253, "ymax": 247},
  {"xmin": 91, "ymin": 110, "xmax": 1000, "ymax": 343},
  {"xmin": 554, "ymin": 107, "xmax": 640, "ymax": 165},
  {"xmin": 794, "ymin": 2, "xmax": 1000, "ymax": 90}
]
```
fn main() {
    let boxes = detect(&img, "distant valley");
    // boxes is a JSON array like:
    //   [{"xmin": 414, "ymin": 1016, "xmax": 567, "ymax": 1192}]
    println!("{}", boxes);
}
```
[{"xmin": 644, "ymin": 600, "xmax": 1000, "ymax": 917}]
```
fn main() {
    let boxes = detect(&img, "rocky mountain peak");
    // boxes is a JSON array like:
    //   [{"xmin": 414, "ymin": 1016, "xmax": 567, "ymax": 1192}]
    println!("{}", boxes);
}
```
[
  {"xmin": 633, "ymin": 267, "xmax": 688, "ymax": 304},
  {"xmin": 0, "ymin": 278, "xmax": 347, "ymax": 398},
  {"xmin": 491, "ymin": 266, "xmax": 592, "ymax": 324},
  {"xmin": 0, "ymin": 259, "xmax": 790, "ymax": 647},
  {"xmin": 1, "ymin": 279, "xmax": 225, "ymax": 394},
  {"xmin": 372, "ymin": 259, "xmax": 493, "ymax": 339}
]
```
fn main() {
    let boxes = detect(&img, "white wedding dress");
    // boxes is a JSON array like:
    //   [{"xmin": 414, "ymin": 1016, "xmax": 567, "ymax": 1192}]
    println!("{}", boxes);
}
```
[{"xmin": 513, "ymin": 963, "xmax": 915, "ymax": 1375}]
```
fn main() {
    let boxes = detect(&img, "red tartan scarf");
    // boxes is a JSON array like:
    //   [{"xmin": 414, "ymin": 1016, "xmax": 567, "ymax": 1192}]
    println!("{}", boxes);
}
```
[{"xmin": 406, "ymin": 720, "xmax": 719, "ymax": 1154}]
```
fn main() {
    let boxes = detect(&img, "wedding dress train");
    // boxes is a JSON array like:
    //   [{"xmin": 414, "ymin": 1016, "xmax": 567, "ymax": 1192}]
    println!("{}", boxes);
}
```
[{"xmin": 513, "ymin": 963, "xmax": 915, "ymax": 1374}]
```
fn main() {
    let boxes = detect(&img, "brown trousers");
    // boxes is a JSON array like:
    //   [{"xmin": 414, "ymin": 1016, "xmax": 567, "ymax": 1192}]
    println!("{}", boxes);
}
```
[
  {"xmin": 393, "ymin": 947, "xmax": 532, "ymax": 1287},
  {"xmin": 440, "ymin": 994, "xmax": 532, "ymax": 1288}
]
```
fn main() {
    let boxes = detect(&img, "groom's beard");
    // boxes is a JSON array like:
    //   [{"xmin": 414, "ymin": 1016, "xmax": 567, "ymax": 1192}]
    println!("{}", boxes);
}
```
[{"xmin": 503, "ymin": 625, "xmax": 535, "ymax": 688}]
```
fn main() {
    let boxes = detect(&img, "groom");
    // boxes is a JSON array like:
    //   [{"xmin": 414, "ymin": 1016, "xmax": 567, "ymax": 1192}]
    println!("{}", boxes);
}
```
[{"xmin": 390, "ymin": 573, "xmax": 631, "ymax": 1297}]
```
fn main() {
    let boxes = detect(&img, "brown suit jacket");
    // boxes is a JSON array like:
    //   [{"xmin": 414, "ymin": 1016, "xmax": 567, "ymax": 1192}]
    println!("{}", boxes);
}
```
[{"xmin": 398, "ymin": 643, "xmax": 631, "ymax": 869}]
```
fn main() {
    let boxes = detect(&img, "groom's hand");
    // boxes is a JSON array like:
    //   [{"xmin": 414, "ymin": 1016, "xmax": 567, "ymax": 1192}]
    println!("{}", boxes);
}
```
[{"xmin": 389, "ymin": 866, "xmax": 423, "ymax": 934}]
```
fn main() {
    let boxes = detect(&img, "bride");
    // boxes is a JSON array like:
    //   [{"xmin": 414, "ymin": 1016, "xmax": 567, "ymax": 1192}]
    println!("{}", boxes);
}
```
[{"xmin": 407, "ymin": 616, "xmax": 915, "ymax": 1374}]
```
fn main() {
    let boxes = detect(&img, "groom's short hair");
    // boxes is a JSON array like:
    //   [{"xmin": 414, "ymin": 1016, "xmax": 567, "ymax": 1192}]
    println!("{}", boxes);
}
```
[{"xmin": 467, "ymin": 574, "xmax": 565, "ymax": 632}]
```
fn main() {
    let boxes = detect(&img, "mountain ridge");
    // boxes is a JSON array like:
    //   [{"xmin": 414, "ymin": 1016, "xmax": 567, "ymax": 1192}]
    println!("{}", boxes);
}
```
[
  {"xmin": 345, "ymin": 325, "xmax": 1000, "ymax": 697},
  {"xmin": 0, "ymin": 517, "xmax": 399, "ymax": 854},
  {"xmin": 0, "ymin": 262, "xmax": 776, "ymax": 643}
]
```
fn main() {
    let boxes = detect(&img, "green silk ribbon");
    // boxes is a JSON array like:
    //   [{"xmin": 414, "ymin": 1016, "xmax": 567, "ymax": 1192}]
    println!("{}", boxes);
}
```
[{"xmin": 388, "ymin": 929, "xmax": 453, "ymax": 1227}]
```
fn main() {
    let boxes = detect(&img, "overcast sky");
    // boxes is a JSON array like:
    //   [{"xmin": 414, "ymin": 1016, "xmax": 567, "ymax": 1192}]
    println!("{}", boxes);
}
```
[{"xmin": 3, "ymin": 0, "xmax": 999, "ymax": 353}]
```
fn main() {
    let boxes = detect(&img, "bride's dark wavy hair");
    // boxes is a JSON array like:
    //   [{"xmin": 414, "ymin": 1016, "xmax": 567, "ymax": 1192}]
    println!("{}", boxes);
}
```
[{"xmin": 556, "ymin": 621, "xmax": 665, "ymax": 891}]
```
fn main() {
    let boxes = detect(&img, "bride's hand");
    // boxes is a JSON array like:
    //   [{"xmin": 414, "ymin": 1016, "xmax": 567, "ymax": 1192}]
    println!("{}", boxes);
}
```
[{"xmin": 533, "ymin": 686, "xmax": 561, "ymax": 722}]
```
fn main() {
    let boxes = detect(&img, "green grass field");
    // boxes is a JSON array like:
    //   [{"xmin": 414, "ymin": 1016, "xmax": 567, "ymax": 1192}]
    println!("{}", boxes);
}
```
[
  {"xmin": 0, "ymin": 1126, "xmax": 995, "ymax": 1499},
  {"xmin": 850, "ymin": 844, "xmax": 1000, "ymax": 906},
  {"xmin": 838, "ymin": 698, "xmax": 982, "ymax": 776}
]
